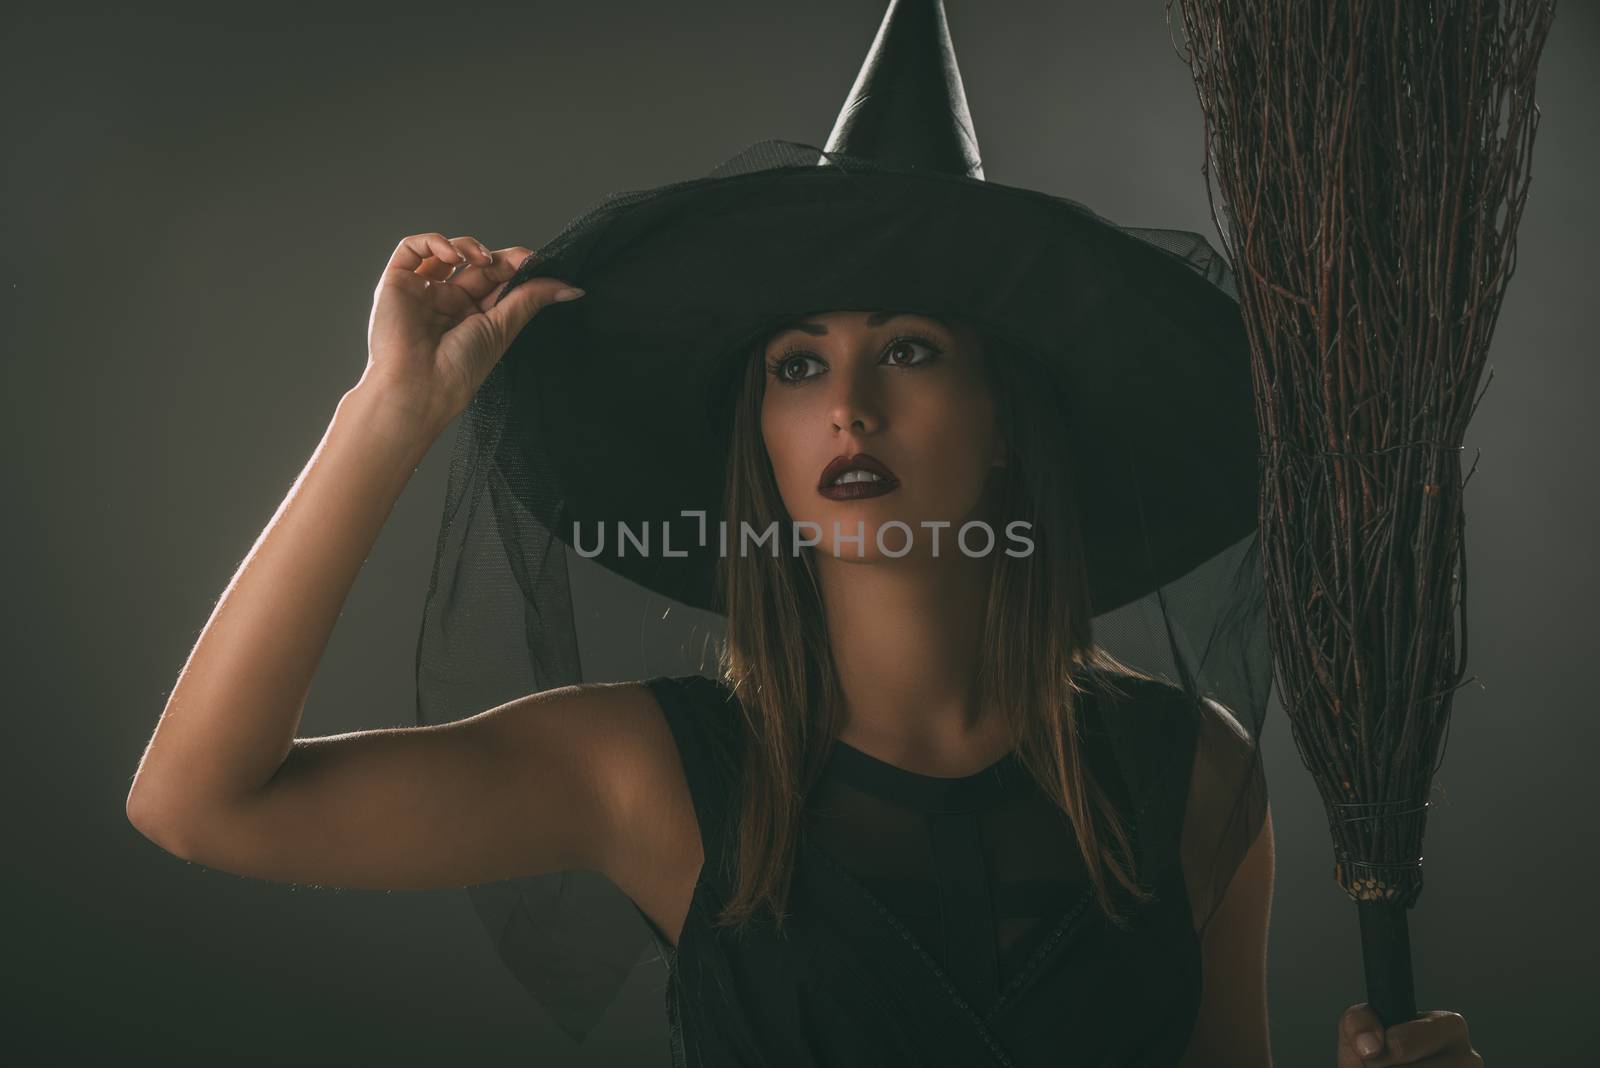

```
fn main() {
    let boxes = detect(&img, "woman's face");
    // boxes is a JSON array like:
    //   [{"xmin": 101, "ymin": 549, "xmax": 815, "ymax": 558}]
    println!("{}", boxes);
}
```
[{"xmin": 759, "ymin": 310, "xmax": 1006, "ymax": 563}]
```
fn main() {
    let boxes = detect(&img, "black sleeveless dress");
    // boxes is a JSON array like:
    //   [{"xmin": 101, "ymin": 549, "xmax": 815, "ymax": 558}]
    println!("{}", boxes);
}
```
[{"xmin": 635, "ymin": 673, "xmax": 1206, "ymax": 1068}]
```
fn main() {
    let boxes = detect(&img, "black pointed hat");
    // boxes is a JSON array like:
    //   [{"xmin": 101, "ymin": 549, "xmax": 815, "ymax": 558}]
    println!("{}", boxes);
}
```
[
  {"xmin": 487, "ymin": 0, "xmax": 1256, "ymax": 620},
  {"xmin": 414, "ymin": 0, "xmax": 1267, "ymax": 1047},
  {"xmin": 822, "ymin": 0, "xmax": 985, "ymax": 177}
]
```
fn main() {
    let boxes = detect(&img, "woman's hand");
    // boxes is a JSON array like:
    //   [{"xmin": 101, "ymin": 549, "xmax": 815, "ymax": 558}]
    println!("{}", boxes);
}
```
[
  {"xmin": 359, "ymin": 232, "xmax": 585, "ymax": 432},
  {"xmin": 1338, "ymin": 1003, "xmax": 1482, "ymax": 1066}
]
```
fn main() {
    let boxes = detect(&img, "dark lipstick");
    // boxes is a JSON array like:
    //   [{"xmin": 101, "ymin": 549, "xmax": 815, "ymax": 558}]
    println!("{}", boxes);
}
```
[{"xmin": 818, "ymin": 453, "xmax": 900, "ymax": 501}]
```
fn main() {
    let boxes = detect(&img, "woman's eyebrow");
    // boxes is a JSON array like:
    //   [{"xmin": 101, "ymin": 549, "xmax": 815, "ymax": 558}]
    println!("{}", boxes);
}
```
[{"xmin": 778, "ymin": 311, "xmax": 952, "ymax": 337}]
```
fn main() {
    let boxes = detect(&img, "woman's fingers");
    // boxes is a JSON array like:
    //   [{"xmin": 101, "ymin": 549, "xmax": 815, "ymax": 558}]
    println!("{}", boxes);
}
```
[
  {"xmin": 1339, "ymin": 1002, "xmax": 1388, "ymax": 1065},
  {"xmin": 380, "ymin": 235, "xmax": 536, "ymax": 308},
  {"xmin": 439, "ymin": 235, "xmax": 495, "ymax": 274},
  {"xmin": 459, "ymin": 247, "xmax": 540, "ymax": 305},
  {"xmin": 1337, "ymin": 1003, "xmax": 1479, "ymax": 1067},
  {"xmin": 394, "ymin": 236, "xmax": 551, "ymax": 318},
  {"xmin": 412, "ymin": 235, "xmax": 491, "ymax": 283},
  {"xmin": 386, "ymin": 232, "xmax": 469, "ymax": 275},
  {"xmin": 416, "ymin": 238, "xmax": 539, "ymax": 302},
  {"xmin": 1382, "ymin": 1012, "xmax": 1475, "ymax": 1065},
  {"xmin": 479, "ymin": 274, "xmax": 586, "ymax": 347}
]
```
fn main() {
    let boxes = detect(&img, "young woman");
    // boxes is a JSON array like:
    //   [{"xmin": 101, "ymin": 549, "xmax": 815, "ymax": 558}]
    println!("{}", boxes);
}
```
[{"xmin": 127, "ymin": 3, "xmax": 1482, "ymax": 1065}]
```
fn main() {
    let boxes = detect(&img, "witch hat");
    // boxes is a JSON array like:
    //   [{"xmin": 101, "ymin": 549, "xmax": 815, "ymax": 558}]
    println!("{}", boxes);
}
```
[{"xmin": 487, "ymin": 0, "xmax": 1255, "ymax": 620}]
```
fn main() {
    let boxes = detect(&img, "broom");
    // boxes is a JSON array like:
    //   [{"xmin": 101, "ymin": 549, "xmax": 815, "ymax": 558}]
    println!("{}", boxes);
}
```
[{"xmin": 1165, "ymin": 0, "xmax": 1556, "ymax": 1028}]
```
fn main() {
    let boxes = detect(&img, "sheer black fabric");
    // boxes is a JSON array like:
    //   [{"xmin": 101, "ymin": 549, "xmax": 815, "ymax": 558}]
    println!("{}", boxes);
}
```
[
  {"xmin": 408, "ymin": 138, "xmax": 1272, "ymax": 1052},
  {"xmin": 640, "ymin": 671, "xmax": 1241, "ymax": 1067},
  {"xmin": 802, "ymin": 684, "xmax": 1154, "ymax": 1011}
]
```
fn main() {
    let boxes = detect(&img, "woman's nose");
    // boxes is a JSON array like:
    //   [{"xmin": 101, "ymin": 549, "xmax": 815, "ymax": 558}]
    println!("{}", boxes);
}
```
[
  {"xmin": 828, "ymin": 378, "xmax": 882, "ymax": 434},
  {"xmin": 830, "ymin": 406, "xmax": 878, "ymax": 434}
]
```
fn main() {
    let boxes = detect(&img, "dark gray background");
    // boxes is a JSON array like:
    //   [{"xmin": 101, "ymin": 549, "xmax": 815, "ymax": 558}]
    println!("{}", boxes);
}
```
[{"xmin": 6, "ymin": 2, "xmax": 1595, "ymax": 1064}]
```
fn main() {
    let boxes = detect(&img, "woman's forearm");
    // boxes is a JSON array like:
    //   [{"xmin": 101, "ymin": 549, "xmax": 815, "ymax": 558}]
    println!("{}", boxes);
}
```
[{"xmin": 127, "ymin": 381, "xmax": 443, "ymax": 827}]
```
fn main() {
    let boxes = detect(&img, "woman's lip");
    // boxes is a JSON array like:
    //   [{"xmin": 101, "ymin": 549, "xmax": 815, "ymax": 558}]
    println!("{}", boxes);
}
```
[
  {"xmin": 817, "ymin": 478, "xmax": 899, "ymax": 501},
  {"xmin": 818, "ymin": 452, "xmax": 899, "ymax": 487}
]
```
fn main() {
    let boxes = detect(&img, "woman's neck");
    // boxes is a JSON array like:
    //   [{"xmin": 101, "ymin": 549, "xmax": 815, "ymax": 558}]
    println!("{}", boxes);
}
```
[{"xmin": 813, "ymin": 549, "xmax": 1014, "ymax": 775}]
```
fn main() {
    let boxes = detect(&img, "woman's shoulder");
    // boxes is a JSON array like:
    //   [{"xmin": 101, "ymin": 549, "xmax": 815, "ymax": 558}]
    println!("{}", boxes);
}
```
[
  {"xmin": 1078, "ymin": 670, "xmax": 1192, "ymax": 731},
  {"xmin": 1078, "ymin": 669, "xmax": 1265, "ymax": 871},
  {"xmin": 641, "ymin": 673, "xmax": 746, "ymax": 810},
  {"xmin": 1102, "ymin": 674, "xmax": 1256, "ymax": 786},
  {"xmin": 1078, "ymin": 670, "xmax": 1245, "ymax": 747},
  {"xmin": 1074, "ymin": 671, "xmax": 1239, "ymax": 813},
  {"xmin": 643, "ymin": 673, "xmax": 744, "ymax": 753}
]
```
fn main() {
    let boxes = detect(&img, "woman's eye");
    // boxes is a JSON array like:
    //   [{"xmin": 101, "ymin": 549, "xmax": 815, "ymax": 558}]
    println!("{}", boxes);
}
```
[
  {"xmin": 770, "ymin": 353, "xmax": 823, "ymax": 385},
  {"xmin": 882, "ymin": 336, "xmax": 940, "ymax": 367}
]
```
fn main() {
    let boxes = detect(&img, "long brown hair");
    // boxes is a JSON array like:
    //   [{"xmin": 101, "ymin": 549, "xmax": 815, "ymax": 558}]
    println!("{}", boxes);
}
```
[{"xmin": 709, "ymin": 320, "xmax": 1159, "ymax": 933}]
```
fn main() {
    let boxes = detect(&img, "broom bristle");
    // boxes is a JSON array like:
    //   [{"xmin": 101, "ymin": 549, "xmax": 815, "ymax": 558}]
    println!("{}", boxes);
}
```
[{"xmin": 1166, "ymin": 0, "xmax": 1556, "ymax": 906}]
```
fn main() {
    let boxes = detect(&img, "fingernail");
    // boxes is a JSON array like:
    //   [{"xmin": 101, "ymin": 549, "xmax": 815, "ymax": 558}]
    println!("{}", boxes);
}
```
[
  {"xmin": 1355, "ymin": 1032, "xmax": 1381, "ymax": 1056},
  {"xmin": 553, "ymin": 286, "xmax": 586, "ymax": 302}
]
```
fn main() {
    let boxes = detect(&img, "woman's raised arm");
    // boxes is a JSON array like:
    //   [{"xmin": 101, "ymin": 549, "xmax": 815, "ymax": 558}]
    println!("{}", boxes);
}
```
[{"xmin": 121, "ymin": 235, "xmax": 697, "ymax": 897}]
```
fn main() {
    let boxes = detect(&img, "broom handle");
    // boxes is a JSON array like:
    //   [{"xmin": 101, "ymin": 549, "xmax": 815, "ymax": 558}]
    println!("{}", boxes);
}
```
[{"xmin": 1357, "ymin": 900, "xmax": 1418, "ymax": 1025}]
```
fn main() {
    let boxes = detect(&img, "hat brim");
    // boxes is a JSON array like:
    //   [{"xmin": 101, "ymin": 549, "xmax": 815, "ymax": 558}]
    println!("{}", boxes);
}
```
[{"xmin": 491, "ymin": 151, "xmax": 1259, "ymax": 616}]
